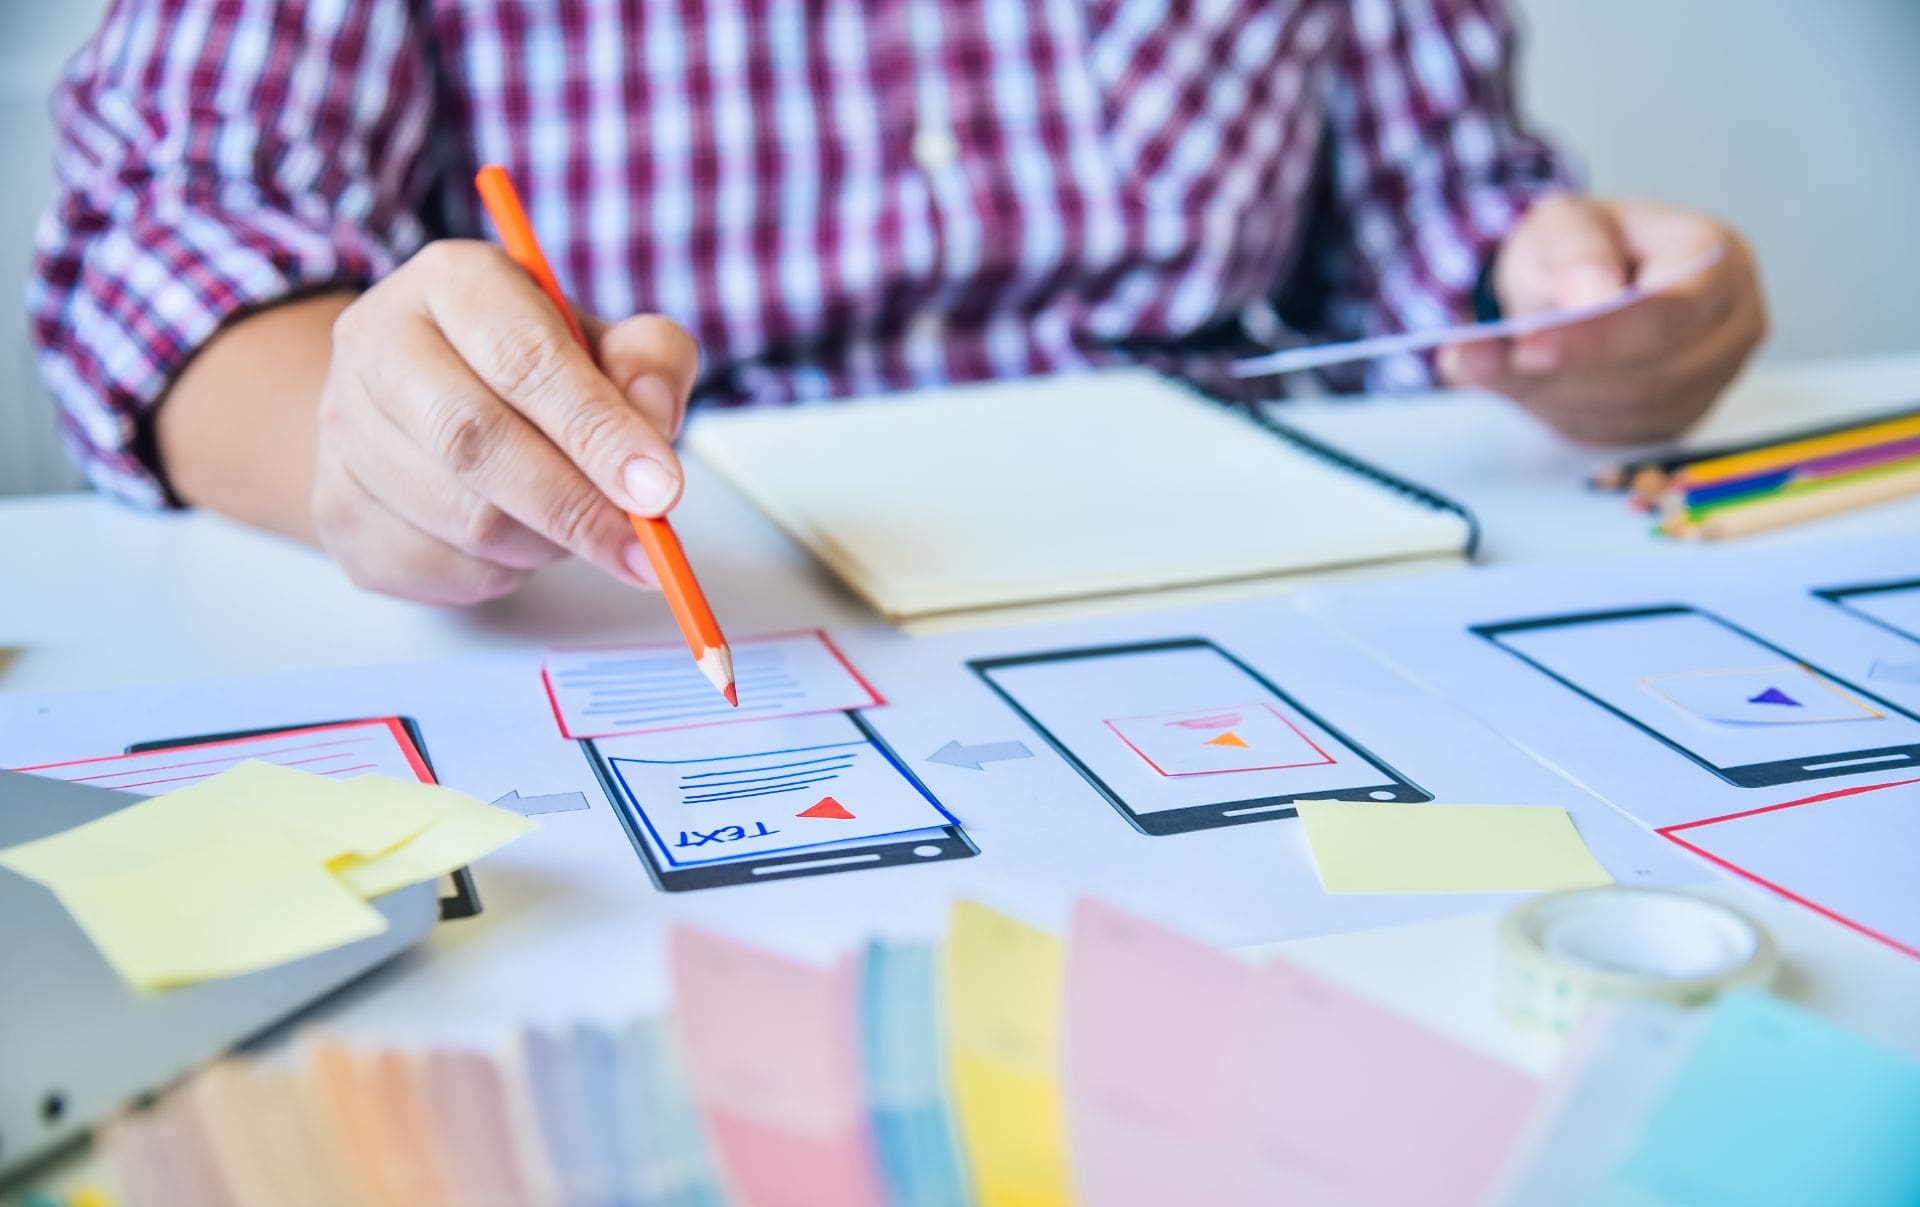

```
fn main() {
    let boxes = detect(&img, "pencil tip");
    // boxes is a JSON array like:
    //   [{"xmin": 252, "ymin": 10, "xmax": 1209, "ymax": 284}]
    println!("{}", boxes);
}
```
[{"xmin": 723, "ymin": 682, "xmax": 739, "ymax": 707}]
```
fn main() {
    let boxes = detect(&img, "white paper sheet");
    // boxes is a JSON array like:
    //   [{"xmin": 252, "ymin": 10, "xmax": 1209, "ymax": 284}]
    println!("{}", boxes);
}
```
[
  {"xmin": 1299, "ymin": 533, "xmax": 1920, "ymax": 828},
  {"xmin": 0, "ymin": 597, "xmax": 1697, "ymax": 1042},
  {"xmin": 1298, "ymin": 532, "xmax": 1920, "ymax": 958}
]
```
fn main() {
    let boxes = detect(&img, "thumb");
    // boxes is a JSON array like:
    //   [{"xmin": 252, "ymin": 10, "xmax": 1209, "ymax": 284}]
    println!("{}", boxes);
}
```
[
  {"xmin": 1499, "ymin": 194, "xmax": 1632, "ymax": 313},
  {"xmin": 589, "ymin": 314, "xmax": 702, "ymax": 440}
]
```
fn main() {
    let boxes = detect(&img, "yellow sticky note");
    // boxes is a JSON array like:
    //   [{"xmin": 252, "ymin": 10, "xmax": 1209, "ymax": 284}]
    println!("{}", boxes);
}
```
[
  {"xmin": 192, "ymin": 761, "xmax": 443, "ymax": 868},
  {"xmin": 944, "ymin": 900, "xmax": 1072, "ymax": 1207},
  {"xmin": 0, "ymin": 794, "xmax": 387, "ymax": 990},
  {"xmin": 1295, "ymin": 801, "xmax": 1615, "ymax": 894},
  {"xmin": 332, "ymin": 781, "xmax": 535, "ymax": 899}
]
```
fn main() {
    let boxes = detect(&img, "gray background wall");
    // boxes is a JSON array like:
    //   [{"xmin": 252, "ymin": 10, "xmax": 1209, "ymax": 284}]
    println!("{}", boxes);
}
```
[{"xmin": 3, "ymin": 2, "xmax": 1917, "ymax": 497}]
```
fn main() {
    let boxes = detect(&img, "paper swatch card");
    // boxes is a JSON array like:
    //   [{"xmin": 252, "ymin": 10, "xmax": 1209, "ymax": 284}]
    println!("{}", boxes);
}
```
[
  {"xmin": 1641, "ymin": 663, "xmax": 1884, "ymax": 725},
  {"xmin": 944, "ymin": 901, "xmax": 1072, "ymax": 1207},
  {"xmin": 1104, "ymin": 704, "xmax": 1333, "ymax": 776},
  {"xmin": 1064, "ymin": 900, "xmax": 1259, "ymax": 1207},
  {"xmin": 543, "ymin": 631, "xmax": 882, "ymax": 738},
  {"xmin": 670, "ymin": 927, "xmax": 885, "ymax": 1207},
  {"xmin": 599, "ymin": 713, "xmax": 956, "ymax": 867},
  {"xmin": 1238, "ymin": 960, "xmax": 1542, "ymax": 1205},
  {"xmin": 1597, "ymin": 991, "xmax": 1920, "ymax": 1207},
  {"xmin": 1295, "ymin": 801, "xmax": 1614, "ymax": 894}
]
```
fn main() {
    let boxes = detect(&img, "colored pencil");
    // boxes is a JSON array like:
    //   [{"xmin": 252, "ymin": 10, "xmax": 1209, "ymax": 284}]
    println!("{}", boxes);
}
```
[
  {"xmin": 1589, "ymin": 401, "xmax": 1920, "ymax": 496},
  {"xmin": 1664, "ymin": 451, "xmax": 1920, "ymax": 526},
  {"xmin": 1665, "ymin": 462, "xmax": 1920, "ymax": 540},
  {"xmin": 474, "ymin": 165, "xmax": 736, "ymax": 704},
  {"xmin": 1670, "ymin": 434, "xmax": 1920, "ymax": 511},
  {"xmin": 1667, "ymin": 412, "xmax": 1920, "ymax": 491}
]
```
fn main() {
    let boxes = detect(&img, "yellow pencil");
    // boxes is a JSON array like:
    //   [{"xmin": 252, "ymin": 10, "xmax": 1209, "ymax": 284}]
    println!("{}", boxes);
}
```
[{"xmin": 1672, "ymin": 413, "xmax": 1920, "ymax": 490}]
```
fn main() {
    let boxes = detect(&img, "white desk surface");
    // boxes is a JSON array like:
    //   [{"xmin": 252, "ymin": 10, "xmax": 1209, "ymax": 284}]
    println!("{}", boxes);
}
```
[{"xmin": 4, "ymin": 352, "xmax": 1919, "ymax": 1076}]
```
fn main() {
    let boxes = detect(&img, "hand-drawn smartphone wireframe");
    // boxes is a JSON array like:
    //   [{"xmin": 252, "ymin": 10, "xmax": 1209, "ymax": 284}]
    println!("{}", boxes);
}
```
[
  {"xmin": 1813, "ymin": 578, "xmax": 1920, "ymax": 644},
  {"xmin": 970, "ymin": 638, "xmax": 1429, "ymax": 836},
  {"xmin": 1473, "ymin": 605, "xmax": 1920, "ymax": 788},
  {"xmin": 120, "ymin": 717, "xmax": 483, "ymax": 917},
  {"xmin": 580, "ymin": 711, "xmax": 978, "ymax": 893}
]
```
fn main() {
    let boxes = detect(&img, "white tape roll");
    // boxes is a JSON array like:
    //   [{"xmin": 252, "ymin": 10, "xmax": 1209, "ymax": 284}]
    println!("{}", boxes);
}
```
[{"xmin": 1500, "ymin": 888, "xmax": 1777, "ymax": 1036}]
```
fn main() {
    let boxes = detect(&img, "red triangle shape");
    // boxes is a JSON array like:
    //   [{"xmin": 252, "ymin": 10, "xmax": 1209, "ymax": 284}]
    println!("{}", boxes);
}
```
[{"xmin": 798, "ymin": 796, "xmax": 855, "ymax": 820}]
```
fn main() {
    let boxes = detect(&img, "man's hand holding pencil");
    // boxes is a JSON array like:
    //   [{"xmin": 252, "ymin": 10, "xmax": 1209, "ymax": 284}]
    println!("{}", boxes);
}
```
[{"xmin": 312, "ymin": 239, "xmax": 699, "ymax": 607}]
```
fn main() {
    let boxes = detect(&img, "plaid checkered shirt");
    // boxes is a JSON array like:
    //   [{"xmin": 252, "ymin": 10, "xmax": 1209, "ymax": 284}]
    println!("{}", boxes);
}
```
[{"xmin": 30, "ymin": 0, "xmax": 1567, "ymax": 505}]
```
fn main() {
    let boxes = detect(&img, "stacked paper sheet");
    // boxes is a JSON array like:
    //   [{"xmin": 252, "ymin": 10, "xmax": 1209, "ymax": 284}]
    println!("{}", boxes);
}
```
[{"xmin": 81, "ymin": 899, "xmax": 1920, "ymax": 1207}]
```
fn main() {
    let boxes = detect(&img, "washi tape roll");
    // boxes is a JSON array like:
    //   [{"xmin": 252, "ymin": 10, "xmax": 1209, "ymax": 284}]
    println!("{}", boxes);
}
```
[{"xmin": 1500, "ymin": 887, "xmax": 1777, "ymax": 1036}]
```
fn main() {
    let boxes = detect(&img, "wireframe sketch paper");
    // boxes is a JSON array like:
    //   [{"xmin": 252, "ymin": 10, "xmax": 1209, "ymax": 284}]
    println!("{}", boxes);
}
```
[
  {"xmin": 18, "ymin": 718, "xmax": 433, "ymax": 793},
  {"xmin": 1658, "ymin": 778, "xmax": 1920, "ymax": 960},
  {"xmin": 0, "ymin": 593, "xmax": 1704, "ymax": 1032},
  {"xmin": 1299, "ymin": 533, "xmax": 1920, "ymax": 819},
  {"xmin": 543, "ymin": 631, "xmax": 881, "ymax": 738},
  {"xmin": 596, "ymin": 713, "xmax": 957, "ymax": 868}
]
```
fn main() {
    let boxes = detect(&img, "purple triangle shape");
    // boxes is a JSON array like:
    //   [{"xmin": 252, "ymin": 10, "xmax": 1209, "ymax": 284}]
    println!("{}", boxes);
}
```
[{"xmin": 1748, "ymin": 686, "xmax": 1801, "ymax": 706}]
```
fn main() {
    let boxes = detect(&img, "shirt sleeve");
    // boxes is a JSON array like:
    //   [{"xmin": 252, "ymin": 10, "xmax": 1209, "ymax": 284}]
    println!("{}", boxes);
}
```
[
  {"xmin": 1304, "ymin": 0, "xmax": 1574, "ymax": 392},
  {"xmin": 27, "ymin": 0, "xmax": 439, "ymax": 507}
]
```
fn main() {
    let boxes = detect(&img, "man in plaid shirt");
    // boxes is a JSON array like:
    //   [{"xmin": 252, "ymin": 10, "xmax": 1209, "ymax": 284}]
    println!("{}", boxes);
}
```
[{"xmin": 30, "ymin": 0, "xmax": 1764, "ymax": 605}]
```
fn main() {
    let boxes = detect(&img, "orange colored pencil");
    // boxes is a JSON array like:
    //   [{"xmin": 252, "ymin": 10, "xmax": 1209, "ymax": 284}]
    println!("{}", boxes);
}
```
[{"xmin": 475, "ymin": 165, "xmax": 735, "ymax": 704}]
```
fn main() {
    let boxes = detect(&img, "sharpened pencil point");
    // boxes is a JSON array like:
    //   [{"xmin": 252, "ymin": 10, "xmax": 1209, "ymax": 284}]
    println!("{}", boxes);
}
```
[{"xmin": 696, "ymin": 645, "xmax": 737, "ymax": 703}]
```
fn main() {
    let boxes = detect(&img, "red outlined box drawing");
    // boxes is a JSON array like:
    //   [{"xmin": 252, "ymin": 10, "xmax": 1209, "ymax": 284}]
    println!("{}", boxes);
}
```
[
  {"xmin": 542, "ymin": 629, "xmax": 886, "ymax": 740},
  {"xmin": 1104, "ymin": 703, "xmax": 1336, "ymax": 777},
  {"xmin": 1657, "ymin": 777, "xmax": 1920, "ymax": 961},
  {"xmin": 16, "ymin": 718, "xmax": 434, "ymax": 793}
]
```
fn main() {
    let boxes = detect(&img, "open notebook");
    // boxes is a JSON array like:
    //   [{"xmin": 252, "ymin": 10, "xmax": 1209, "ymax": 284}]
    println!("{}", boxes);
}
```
[{"xmin": 687, "ymin": 370, "xmax": 1475, "ymax": 629}]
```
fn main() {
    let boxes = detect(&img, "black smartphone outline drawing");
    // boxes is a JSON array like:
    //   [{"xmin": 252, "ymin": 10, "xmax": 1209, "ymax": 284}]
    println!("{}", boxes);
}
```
[
  {"xmin": 579, "ymin": 711, "xmax": 977, "ymax": 893},
  {"xmin": 970, "ymin": 638, "xmax": 1429, "ymax": 837},
  {"xmin": 128, "ymin": 716, "xmax": 483, "ymax": 918},
  {"xmin": 1472, "ymin": 605, "xmax": 1920, "ymax": 788}
]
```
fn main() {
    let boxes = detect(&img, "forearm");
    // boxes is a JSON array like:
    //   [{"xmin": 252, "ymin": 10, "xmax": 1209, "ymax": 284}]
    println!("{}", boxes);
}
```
[{"xmin": 154, "ymin": 293, "xmax": 356, "ymax": 544}]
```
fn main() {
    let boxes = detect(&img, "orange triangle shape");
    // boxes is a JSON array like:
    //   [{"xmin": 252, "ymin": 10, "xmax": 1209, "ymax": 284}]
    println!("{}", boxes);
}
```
[
  {"xmin": 798, "ymin": 796, "xmax": 856, "ymax": 820},
  {"xmin": 1204, "ymin": 731, "xmax": 1249, "ymax": 748}
]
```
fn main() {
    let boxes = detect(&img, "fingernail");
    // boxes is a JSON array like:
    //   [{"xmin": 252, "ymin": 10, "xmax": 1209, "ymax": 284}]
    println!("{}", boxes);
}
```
[
  {"xmin": 621, "ymin": 457, "xmax": 679, "ymax": 515},
  {"xmin": 621, "ymin": 541, "xmax": 658, "ymax": 588}
]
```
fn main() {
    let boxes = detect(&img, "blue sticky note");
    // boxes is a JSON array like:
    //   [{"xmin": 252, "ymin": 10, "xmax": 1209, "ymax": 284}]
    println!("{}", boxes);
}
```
[{"xmin": 1595, "ymin": 991, "xmax": 1920, "ymax": 1207}]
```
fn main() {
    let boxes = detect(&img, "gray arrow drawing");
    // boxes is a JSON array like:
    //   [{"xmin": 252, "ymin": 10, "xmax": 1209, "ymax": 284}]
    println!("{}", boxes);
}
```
[
  {"xmin": 1869, "ymin": 658, "xmax": 1920, "ymax": 685},
  {"xmin": 493, "ymin": 789, "xmax": 593, "ymax": 816},
  {"xmin": 928, "ymin": 739, "xmax": 1034, "ymax": 771}
]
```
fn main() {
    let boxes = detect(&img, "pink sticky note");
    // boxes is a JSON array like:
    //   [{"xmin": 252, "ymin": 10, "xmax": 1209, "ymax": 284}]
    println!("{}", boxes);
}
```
[
  {"xmin": 669, "ymin": 926, "xmax": 885, "ymax": 1207},
  {"xmin": 1232, "ymin": 961, "xmax": 1543, "ymax": 1206},
  {"xmin": 1064, "ymin": 899, "xmax": 1264, "ymax": 1207}
]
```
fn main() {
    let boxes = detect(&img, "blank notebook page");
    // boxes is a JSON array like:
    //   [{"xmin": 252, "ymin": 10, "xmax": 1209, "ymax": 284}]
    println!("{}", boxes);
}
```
[{"xmin": 688, "ymin": 370, "xmax": 1470, "ymax": 619}]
